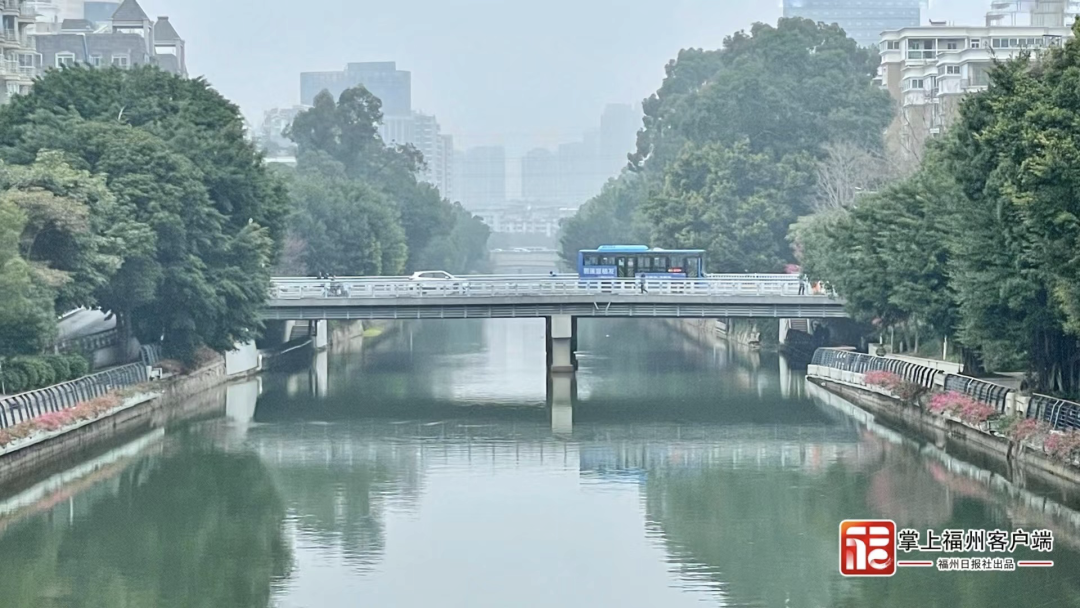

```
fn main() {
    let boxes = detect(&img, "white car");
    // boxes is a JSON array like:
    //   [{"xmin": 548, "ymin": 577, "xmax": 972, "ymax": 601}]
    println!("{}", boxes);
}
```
[{"xmin": 408, "ymin": 271, "xmax": 468, "ymax": 293}]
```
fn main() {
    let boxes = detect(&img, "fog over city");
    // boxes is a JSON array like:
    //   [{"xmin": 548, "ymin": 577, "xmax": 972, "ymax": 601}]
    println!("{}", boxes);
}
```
[{"xmin": 135, "ymin": 0, "xmax": 990, "ymax": 155}]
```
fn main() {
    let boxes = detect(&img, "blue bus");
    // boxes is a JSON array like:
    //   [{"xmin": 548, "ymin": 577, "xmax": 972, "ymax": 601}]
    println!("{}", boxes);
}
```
[{"xmin": 577, "ymin": 245, "xmax": 706, "ymax": 279}]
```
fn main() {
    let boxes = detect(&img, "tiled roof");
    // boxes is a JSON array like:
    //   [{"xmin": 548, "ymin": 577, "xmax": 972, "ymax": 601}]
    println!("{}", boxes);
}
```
[
  {"xmin": 153, "ymin": 16, "xmax": 181, "ymax": 42},
  {"xmin": 111, "ymin": 0, "xmax": 149, "ymax": 22}
]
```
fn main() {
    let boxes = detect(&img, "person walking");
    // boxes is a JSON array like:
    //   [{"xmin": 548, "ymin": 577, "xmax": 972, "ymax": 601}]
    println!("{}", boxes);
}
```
[
  {"xmin": 638, "ymin": 273, "xmax": 648, "ymax": 294},
  {"xmin": 798, "ymin": 273, "xmax": 806, "ymax": 295}
]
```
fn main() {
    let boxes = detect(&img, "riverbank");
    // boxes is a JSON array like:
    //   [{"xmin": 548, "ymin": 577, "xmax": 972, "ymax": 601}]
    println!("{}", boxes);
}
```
[
  {"xmin": 663, "ymin": 318, "xmax": 775, "ymax": 350},
  {"xmin": 0, "ymin": 360, "xmax": 254, "ymax": 493},
  {"xmin": 807, "ymin": 376, "xmax": 1080, "ymax": 489}
]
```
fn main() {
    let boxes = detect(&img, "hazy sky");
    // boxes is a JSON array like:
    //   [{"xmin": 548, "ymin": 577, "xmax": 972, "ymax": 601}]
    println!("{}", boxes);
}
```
[{"xmin": 135, "ymin": 0, "xmax": 991, "ymax": 153}]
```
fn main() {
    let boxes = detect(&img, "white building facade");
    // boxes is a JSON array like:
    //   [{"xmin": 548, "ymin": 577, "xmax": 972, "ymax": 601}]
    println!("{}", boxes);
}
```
[{"xmin": 879, "ymin": 23, "xmax": 1073, "ymax": 160}]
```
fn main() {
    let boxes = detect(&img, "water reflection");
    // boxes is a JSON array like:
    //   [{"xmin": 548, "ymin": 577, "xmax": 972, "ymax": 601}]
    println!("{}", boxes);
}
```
[{"xmin": 4, "ymin": 319, "xmax": 1080, "ymax": 607}]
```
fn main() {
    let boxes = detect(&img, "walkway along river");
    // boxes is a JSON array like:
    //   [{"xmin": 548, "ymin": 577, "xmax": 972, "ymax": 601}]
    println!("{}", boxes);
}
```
[{"xmin": 0, "ymin": 319, "xmax": 1078, "ymax": 607}]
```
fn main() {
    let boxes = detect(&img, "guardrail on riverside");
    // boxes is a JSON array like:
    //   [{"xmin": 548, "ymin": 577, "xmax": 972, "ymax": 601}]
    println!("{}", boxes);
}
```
[
  {"xmin": 0, "ymin": 363, "xmax": 148, "ymax": 429},
  {"xmin": 267, "ymin": 275, "xmax": 819, "ymax": 300},
  {"xmin": 810, "ymin": 347, "xmax": 1080, "ymax": 426},
  {"xmin": 810, "ymin": 348, "xmax": 938, "ymax": 389}
]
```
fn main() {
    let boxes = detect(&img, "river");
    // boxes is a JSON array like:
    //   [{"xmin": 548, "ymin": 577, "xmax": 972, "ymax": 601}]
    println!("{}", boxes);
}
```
[{"xmin": 0, "ymin": 319, "xmax": 1079, "ymax": 607}]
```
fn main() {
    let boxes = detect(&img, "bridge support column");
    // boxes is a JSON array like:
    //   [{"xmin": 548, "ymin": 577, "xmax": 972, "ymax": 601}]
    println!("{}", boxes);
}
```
[
  {"xmin": 546, "ymin": 314, "xmax": 575, "ymax": 374},
  {"xmin": 548, "ymin": 373, "xmax": 574, "ymax": 435},
  {"xmin": 313, "ymin": 320, "xmax": 328, "ymax": 351}
]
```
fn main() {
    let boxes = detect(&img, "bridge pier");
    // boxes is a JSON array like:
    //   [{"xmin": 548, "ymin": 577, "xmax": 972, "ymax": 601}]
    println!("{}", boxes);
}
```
[
  {"xmin": 546, "ymin": 314, "xmax": 576, "ymax": 374},
  {"xmin": 548, "ymin": 373, "xmax": 574, "ymax": 435}
]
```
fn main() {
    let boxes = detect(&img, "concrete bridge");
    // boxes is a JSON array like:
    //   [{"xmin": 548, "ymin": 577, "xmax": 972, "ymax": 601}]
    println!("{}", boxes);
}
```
[{"xmin": 262, "ymin": 274, "xmax": 846, "ymax": 375}]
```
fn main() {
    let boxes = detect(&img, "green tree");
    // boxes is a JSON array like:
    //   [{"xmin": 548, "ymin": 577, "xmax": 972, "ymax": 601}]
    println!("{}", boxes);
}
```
[
  {"xmin": 286, "ymin": 87, "xmax": 490, "ymax": 274},
  {"xmin": 0, "ymin": 150, "xmax": 122, "ymax": 311},
  {"xmin": 0, "ymin": 66, "xmax": 290, "ymax": 255},
  {"xmin": 558, "ymin": 174, "xmax": 651, "ymax": 267},
  {"xmin": 790, "ymin": 155, "xmax": 958, "ymax": 338},
  {"xmin": 0, "ymin": 67, "xmax": 287, "ymax": 360},
  {"xmin": 0, "ymin": 195, "xmax": 55, "ymax": 357},
  {"xmin": 643, "ymin": 141, "xmax": 814, "ymax": 272},
  {"xmin": 631, "ymin": 18, "xmax": 889, "ymax": 171},
  {"xmin": 940, "ymin": 46, "xmax": 1080, "ymax": 394}
]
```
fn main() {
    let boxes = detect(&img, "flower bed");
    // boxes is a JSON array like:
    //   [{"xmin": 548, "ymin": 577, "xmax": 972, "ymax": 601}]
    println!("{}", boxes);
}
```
[
  {"xmin": 864, "ymin": 370, "xmax": 926, "ymax": 404},
  {"xmin": 0, "ymin": 394, "xmax": 125, "ymax": 449},
  {"xmin": 928, "ymin": 391, "xmax": 1000, "ymax": 426}
]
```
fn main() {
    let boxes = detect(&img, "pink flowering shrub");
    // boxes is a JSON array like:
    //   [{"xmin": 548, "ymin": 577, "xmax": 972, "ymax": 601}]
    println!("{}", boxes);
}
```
[
  {"xmin": 0, "ymin": 393, "xmax": 126, "ymax": 448},
  {"xmin": 865, "ymin": 371, "xmax": 901, "ymax": 388},
  {"xmin": 865, "ymin": 371, "xmax": 926, "ymax": 404},
  {"xmin": 999, "ymin": 416, "xmax": 1052, "ymax": 445},
  {"xmin": 1045, "ymin": 430, "xmax": 1080, "ymax": 463},
  {"xmin": 929, "ymin": 391, "xmax": 1000, "ymax": 425}
]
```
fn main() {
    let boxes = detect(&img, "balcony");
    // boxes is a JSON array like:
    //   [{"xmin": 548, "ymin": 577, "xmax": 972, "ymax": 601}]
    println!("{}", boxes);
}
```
[{"xmin": 0, "ymin": 29, "xmax": 26, "ymax": 48}]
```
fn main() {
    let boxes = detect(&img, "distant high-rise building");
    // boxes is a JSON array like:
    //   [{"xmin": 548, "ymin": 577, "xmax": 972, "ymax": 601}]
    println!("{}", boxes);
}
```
[
  {"xmin": 557, "ymin": 139, "xmax": 598, "ymax": 206},
  {"xmin": 459, "ymin": 146, "xmax": 506, "ymax": 209},
  {"xmin": 521, "ymin": 148, "xmax": 559, "ymax": 202},
  {"xmin": 783, "ymin": 0, "xmax": 923, "ymax": 47},
  {"xmin": 300, "ymin": 62, "xmax": 411, "ymax": 115},
  {"xmin": 599, "ymin": 103, "xmax": 638, "ymax": 176},
  {"xmin": 257, "ymin": 106, "xmax": 306, "ymax": 155},
  {"xmin": 376, "ymin": 111, "xmax": 454, "ymax": 200}
]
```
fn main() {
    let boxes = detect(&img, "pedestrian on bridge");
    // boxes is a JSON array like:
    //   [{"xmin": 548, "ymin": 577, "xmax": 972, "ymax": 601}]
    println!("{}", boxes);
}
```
[{"xmin": 638, "ymin": 273, "xmax": 648, "ymax": 294}]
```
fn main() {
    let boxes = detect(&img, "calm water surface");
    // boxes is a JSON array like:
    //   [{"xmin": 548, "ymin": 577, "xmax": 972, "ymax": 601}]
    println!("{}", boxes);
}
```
[{"xmin": 1, "ymin": 319, "xmax": 1080, "ymax": 607}]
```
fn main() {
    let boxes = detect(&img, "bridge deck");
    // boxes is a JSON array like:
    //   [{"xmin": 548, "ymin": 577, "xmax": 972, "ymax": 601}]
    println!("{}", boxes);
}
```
[{"xmin": 262, "ymin": 276, "xmax": 847, "ymax": 320}]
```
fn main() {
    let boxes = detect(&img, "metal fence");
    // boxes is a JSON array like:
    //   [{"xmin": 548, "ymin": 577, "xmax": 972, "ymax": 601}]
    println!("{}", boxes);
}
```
[
  {"xmin": 812, "ymin": 348, "xmax": 1080, "ymax": 425},
  {"xmin": 1031, "ymin": 394, "xmax": 1080, "ymax": 431},
  {"xmin": 810, "ymin": 348, "xmax": 938, "ymax": 388},
  {"xmin": 942, "ymin": 374, "xmax": 1012, "ymax": 414},
  {"xmin": 0, "ymin": 363, "xmax": 148, "ymax": 429}
]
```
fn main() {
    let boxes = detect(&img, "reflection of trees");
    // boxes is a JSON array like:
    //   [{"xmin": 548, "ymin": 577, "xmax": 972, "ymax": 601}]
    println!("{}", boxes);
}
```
[
  {"xmin": 255, "ymin": 426, "xmax": 425, "ymax": 571},
  {"xmin": 0, "ymin": 449, "xmax": 291, "ymax": 608},
  {"xmin": 646, "ymin": 428, "xmax": 1080, "ymax": 608},
  {"xmin": 644, "ymin": 465, "xmax": 863, "ymax": 607}
]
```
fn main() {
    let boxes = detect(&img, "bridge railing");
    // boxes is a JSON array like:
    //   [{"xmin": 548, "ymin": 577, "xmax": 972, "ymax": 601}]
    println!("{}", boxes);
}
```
[{"xmin": 268, "ymin": 276, "xmax": 823, "ymax": 300}]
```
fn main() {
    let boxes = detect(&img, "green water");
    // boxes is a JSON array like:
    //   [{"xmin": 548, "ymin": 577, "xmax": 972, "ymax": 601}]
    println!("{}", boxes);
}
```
[{"xmin": 0, "ymin": 319, "xmax": 1078, "ymax": 608}]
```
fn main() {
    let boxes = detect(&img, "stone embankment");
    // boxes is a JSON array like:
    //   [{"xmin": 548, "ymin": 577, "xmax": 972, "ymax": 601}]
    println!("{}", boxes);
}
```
[{"xmin": 808, "ymin": 347, "xmax": 1080, "ymax": 488}]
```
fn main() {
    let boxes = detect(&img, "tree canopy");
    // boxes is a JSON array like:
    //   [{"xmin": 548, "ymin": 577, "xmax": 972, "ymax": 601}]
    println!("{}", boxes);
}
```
[
  {"xmin": 0, "ymin": 66, "xmax": 288, "ymax": 361},
  {"xmin": 560, "ymin": 17, "xmax": 892, "ymax": 271},
  {"xmin": 281, "ymin": 87, "xmax": 490, "ymax": 276}
]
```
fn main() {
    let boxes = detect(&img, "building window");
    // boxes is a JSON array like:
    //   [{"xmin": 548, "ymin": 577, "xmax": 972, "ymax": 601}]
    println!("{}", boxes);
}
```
[
  {"xmin": 971, "ymin": 39, "xmax": 981, "ymax": 49},
  {"xmin": 907, "ymin": 78, "xmax": 924, "ymax": 90},
  {"xmin": 885, "ymin": 40, "xmax": 900, "ymax": 50},
  {"xmin": 89, "ymin": 54, "xmax": 102, "ymax": 67},
  {"xmin": 111, "ymin": 54, "xmax": 129, "ymax": 68},
  {"xmin": 55, "ymin": 52, "xmax": 76, "ymax": 68},
  {"xmin": 945, "ymin": 65, "xmax": 961, "ymax": 75}
]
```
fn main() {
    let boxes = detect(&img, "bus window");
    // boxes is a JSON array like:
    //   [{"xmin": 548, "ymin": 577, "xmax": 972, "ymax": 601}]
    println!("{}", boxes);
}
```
[
  {"xmin": 585, "ymin": 255, "xmax": 599, "ymax": 266},
  {"xmin": 637, "ymin": 255, "xmax": 651, "ymax": 271},
  {"xmin": 601, "ymin": 256, "xmax": 614, "ymax": 266},
  {"xmin": 655, "ymin": 257, "xmax": 668, "ymax": 271},
  {"xmin": 687, "ymin": 257, "xmax": 700, "ymax": 278},
  {"xmin": 616, "ymin": 257, "xmax": 628, "ymax": 278}
]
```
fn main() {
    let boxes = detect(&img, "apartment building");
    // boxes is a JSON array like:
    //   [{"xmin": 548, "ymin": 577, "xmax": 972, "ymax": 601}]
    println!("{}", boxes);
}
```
[
  {"xmin": 0, "ymin": 0, "xmax": 39, "ymax": 103},
  {"xmin": 879, "ymin": 23, "xmax": 1072, "ymax": 160},
  {"xmin": 33, "ymin": 0, "xmax": 186, "ymax": 76}
]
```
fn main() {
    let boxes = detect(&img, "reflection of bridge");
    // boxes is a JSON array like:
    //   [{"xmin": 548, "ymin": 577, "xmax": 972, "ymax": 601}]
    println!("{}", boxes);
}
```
[{"xmin": 264, "ymin": 275, "xmax": 846, "ymax": 375}]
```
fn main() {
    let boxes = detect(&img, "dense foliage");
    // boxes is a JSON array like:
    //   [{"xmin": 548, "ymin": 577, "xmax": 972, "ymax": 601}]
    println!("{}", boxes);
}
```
[
  {"xmin": 282, "ymin": 87, "xmax": 490, "ymax": 276},
  {"xmin": 0, "ymin": 66, "xmax": 289, "ymax": 362},
  {"xmin": 0, "ymin": 353, "xmax": 90, "ymax": 394},
  {"xmin": 792, "ymin": 21, "xmax": 1080, "ymax": 396},
  {"xmin": 559, "ymin": 17, "xmax": 892, "ymax": 270}
]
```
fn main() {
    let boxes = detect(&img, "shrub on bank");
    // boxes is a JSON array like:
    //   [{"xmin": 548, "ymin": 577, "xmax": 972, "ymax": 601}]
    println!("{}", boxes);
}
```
[
  {"xmin": 929, "ymin": 391, "xmax": 999, "ymax": 425},
  {"xmin": 0, "ymin": 354, "xmax": 93, "ymax": 395},
  {"xmin": 1045, "ymin": 430, "xmax": 1080, "ymax": 464},
  {"xmin": 864, "ymin": 370, "xmax": 926, "ymax": 404}
]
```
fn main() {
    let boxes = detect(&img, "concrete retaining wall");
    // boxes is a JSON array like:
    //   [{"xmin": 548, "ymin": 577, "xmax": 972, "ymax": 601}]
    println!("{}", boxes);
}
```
[
  {"xmin": 807, "ymin": 376, "xmax": 1080, "ymax": 488},
  {"xmin": 0, "ymin": 359, "xmax": 244, "ymax": 490}
]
